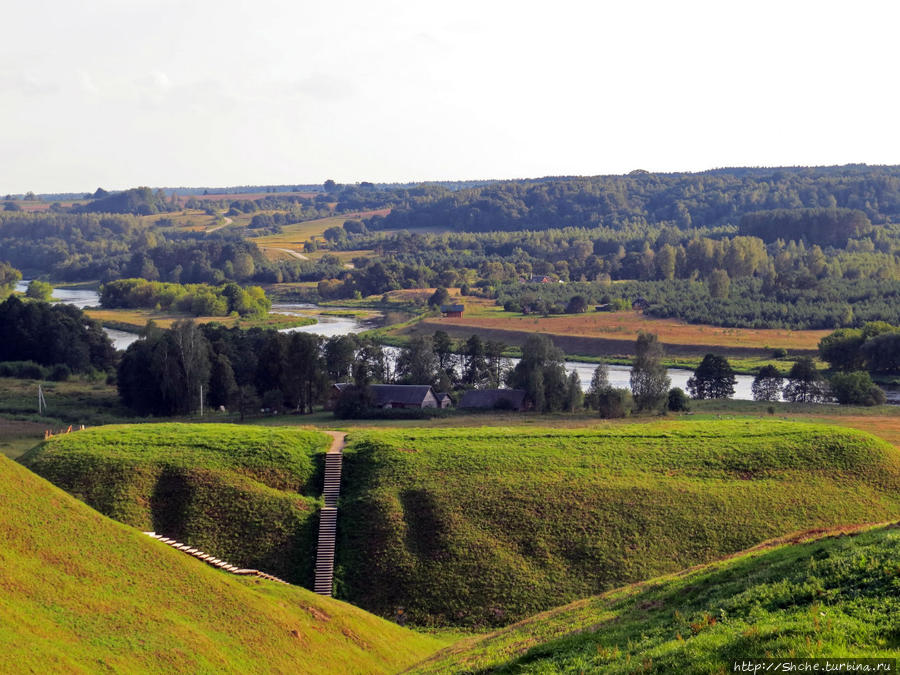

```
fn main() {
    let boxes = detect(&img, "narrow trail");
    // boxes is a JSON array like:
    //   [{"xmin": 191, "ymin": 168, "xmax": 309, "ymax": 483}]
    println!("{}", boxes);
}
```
[
  {"xmin": 314, "ymin": 431, "xmax": 346, "ymax": 596},
  {"xmin": 143, "ymin": 532, "xmax": 289, "ymax": 584}
]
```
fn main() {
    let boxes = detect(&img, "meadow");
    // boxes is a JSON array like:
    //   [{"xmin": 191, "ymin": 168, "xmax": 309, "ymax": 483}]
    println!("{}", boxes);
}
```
[
  {"xmin": 254, "ymin": 210, "xmax": 390, "ymax": 260},
  {"xmin": 0, "ymin": 453, "xmax": 441, "ymax": 674},
  {"xmin": 412, "ymin": 522, "xmax": 900, "ymax": 673},
  {"xmin": 85, "ymin": 307, "xmax": 316, "ymax": 331},
  {"xmin": 338, "ymin": 421, "xmax": 900, "ymax": 627},
  {"xmin": 22, "ymin": 424, "xmax": 331, "ymax": 586}
]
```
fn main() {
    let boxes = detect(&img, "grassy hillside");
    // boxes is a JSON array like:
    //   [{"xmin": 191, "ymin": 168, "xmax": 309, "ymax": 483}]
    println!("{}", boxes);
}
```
[
  {"xmin": 21, "ymin": 424, "xmax": 330, "ymax": 587},
  {"xmin": 0, "ymin": 454, "xmax": 441, "ymax": 673},
  {"xmin": 338, "ymin": 420, "xmax": 900, "ymax": 627},
  {"xmin": 412, "ymin": 523, "xmax": 900, "ymax": 673}
]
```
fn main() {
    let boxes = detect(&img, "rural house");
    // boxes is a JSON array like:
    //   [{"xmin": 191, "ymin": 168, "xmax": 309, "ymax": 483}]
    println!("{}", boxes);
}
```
[
  {"xmin": 440, "ymin": 304, "xmax": 465, "ymax": 318},
  {"xmin": 332, "ymin": 383, "xmax": 441, "ymax": 409},
  {"xmin": 435, "ymin": 392, "xmax": 452, "ymax": 409},
  {"xmin": 458, "ymin": 389, "xmax": 528, "ymax": 411}
]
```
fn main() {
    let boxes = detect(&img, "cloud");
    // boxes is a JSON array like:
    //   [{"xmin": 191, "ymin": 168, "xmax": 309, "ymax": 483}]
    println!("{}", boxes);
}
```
[{"xmin": 294, "ymin": 73, "xmax": 356, "ymax": 103}]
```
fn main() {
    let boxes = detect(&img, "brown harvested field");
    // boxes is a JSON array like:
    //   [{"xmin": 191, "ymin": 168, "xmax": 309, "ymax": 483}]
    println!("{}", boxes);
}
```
[{"xmin": 415, "ymin": 310, "xmax": 828, "ymax": 358}]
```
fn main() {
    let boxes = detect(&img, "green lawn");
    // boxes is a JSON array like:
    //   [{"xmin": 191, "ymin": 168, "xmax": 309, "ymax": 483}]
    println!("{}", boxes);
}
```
[
  {"xmin": 412, "ymin": 522, "xmax": 900, "ymax": 673},
  {"xmin": 0, "ymin": 453, "xmax": 442, "ymax": 674},
  {"xmin": 337, "ymin": 420, "xmax": 900, "ymax": 627},
  {"xmin": 22, "ymin": 424, "xmax": 331, "ymax": 587}
]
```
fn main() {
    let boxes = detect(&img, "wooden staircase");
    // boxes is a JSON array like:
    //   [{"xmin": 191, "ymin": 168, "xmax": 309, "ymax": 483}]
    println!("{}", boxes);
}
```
[
  {"xmin": 143, "ymin": 532, "xmax": 289, "ymax": 584},
  {"xmin": 314, "ymin": 433, "xmax": 346, "ymax": 596}
]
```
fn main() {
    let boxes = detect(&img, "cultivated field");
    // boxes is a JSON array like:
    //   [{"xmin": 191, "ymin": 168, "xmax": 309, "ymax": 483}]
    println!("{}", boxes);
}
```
[
  {"xmin": 417, "ymin": 305, "xmax": 829, "ymax": 357},
  {"xmin": 338, "ymin": 420, "xmax": 900, "ymax": 627}
]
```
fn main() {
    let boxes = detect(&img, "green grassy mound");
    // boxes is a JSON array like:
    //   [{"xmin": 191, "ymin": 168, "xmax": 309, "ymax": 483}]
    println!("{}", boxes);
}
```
[
  {"xmin": 21, "ymin": 423, "xmax": 330, "ymax": 586},
  {"xmin": 411, "ymin": 523, "xmax": 900, "ymax": 673},
  {"xmin": 338, "ymin": 420, "xmax": 900, "ymax": 627},
  {"xmin": 0, "ymin": 454, "xmax": 441, "ymax": 674}
]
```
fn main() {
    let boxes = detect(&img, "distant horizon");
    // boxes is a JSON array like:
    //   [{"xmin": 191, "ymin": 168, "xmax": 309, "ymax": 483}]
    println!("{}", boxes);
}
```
[{"xmin": 5, "ymin": 162, "xmax": 900, "ymax": 199}]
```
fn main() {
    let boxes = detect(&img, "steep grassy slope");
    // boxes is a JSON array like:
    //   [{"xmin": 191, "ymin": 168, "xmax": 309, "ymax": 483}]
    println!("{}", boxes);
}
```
[
  {"xmin": 0, "ymin": 454, "xmax": 441, "ymax": 674},
  {"xmin": 338, "ymin": 421, "xmax": 900, "ymax": 627},
  {"xmin": 21, "ymin": 424, "xmax": 330, "ymax": 586},
  {"xmin": 412, "ymin": 523, "xmax": 900, "ymax": 673}
]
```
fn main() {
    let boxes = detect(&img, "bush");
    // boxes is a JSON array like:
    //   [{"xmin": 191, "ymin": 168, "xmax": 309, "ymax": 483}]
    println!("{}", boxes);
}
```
[
  {"xmin": 829, "ymin": 371, "xmax": 886, "ymax": 406},
  {"xmin": 0, "ymin": 361, "xmax": 48, "ymax": 379},
  {"xmin": 596, "ymin": 388, "xmax": 632, "ymax": 418},
  {"xmin": 49, "ymin": 364, "xmax": 71, "ymax": 382},
  {"xmin": 667, "ymin": 387, "xmax": 690, "ymax": 411}
]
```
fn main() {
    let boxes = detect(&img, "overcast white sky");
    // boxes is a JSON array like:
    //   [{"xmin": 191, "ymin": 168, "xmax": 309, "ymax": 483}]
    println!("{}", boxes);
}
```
[{"xmin": 2, "ymin": 0, "xmax": 899, "ymax": 193}]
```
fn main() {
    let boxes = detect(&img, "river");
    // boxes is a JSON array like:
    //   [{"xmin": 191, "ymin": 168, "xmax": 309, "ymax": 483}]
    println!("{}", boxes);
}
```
[{"xmin": 17, "ymin": 282, "xmax": 898, "ymax": 403}]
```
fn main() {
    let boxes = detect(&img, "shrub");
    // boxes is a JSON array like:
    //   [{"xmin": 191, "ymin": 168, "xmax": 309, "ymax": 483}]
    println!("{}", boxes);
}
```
[
  {"xmin": 829, "ymin": 371, "xmax": 886, "ymax": 406},
  {"xmin": 596, "ymin": 388, "xmax": 632, "ymax": 418},
  {"xmin": 0, "ymin": 361, "xmax": 48, "ymax": 379},
  {"xmin": 667, "ymin": 387, "xmax": 690, "ymax": 411}
]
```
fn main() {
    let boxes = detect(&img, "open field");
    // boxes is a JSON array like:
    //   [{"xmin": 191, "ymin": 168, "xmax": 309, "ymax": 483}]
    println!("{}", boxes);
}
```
[
  {"xmin": 412, "ymin": 522, "xmax": 900, "ymax": 672},
  {"xmin": 414, "ymin": 305, "xmax": 828, "ymax": 358},
  {"xmin": 0, "ymin": 377, "xmax": 133, "ymax": 429},
  {"xmin": 254, "ymin": 210, "xmax": 390, "ymax": 258},
  {"xmin": 0, "ymin": 452, "xmax": 442, "ymax": 673},
  {"xmin": 85, "ymin": 307, "xmax": 315, "ymax": 331},
  {"xmin": 337, "ymin": 420, "xmax": 900, "ymax": 627},
  {"xmin": 22, "ymin": 424, "xmax": 330, "ymax": 586}
]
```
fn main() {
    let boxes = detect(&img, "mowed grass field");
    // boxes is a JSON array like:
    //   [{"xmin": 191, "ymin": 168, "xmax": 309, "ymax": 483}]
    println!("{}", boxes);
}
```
[
  {"xmin": 412, "ymin": 522, "xmax": 900, "ymax": 673},
  {"xmin": 419, "ymin": 305, "xmax": 828, "ymax": 356},
  {"xmin": 0, "ymin": 453, "xmax": 442, "ymax": 673},
  {"xmin": 337, "ymin": 421, "xmax": 900, "ymax": 627},
  {"xmin": 22, "ymin": 424, "xmax": 331, "ymax": 587}
]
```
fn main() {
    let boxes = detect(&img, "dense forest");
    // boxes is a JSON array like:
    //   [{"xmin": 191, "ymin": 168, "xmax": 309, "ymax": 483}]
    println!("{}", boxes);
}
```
[
  {"xmin": 6, "ymin": 166, "xmax": 900, "ymax": 330},
  {"xmin": 0, "ymin": 296, "xmax": 116, "ymax": 375},
  {"xmin": 369, "ymin": 166, "xmax": 900, "ymax": 232}
]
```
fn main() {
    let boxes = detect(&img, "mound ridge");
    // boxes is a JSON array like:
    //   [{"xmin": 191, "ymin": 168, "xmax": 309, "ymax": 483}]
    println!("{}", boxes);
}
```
[
  {"xmin": 0, "ymin": 453, "xmax": 440, "ymax": 674},
  {"xmin": 338, "ymin": 420, "xmax": 900, "ymax": 627},
  {"xmin": 21, "ymin": 423, "xmax": 331, "ymax": 586},
  {"xmin": 411, "ymin": 522, "xmax": 900, "ymax": 673}
]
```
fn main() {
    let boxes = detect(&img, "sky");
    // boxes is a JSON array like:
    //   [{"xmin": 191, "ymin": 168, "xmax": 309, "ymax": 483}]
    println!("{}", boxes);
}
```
[{"xmin": 2, "ymin": 0, "xmax": 900, "ymax": 194}]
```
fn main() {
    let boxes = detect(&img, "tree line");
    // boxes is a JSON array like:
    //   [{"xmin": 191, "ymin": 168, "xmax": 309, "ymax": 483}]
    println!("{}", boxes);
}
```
[{"xmin": 100, "ymin": 279, "xmax": 270, "ymax": 318}]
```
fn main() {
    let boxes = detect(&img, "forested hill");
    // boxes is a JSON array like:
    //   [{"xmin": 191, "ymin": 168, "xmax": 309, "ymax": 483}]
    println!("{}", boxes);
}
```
[{"xmin": 370, "ymin": 165, "xmax": 900, "ymax": 232}]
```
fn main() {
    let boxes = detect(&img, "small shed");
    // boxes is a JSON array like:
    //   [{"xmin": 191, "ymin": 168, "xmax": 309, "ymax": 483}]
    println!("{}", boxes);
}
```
[
  {"xmin": 435, "ymin": 392, "xmax": 452, "ymax": 409},
  {"xmin": 440, "ymin": 304, "xmax": 465, "ymax": 318}
]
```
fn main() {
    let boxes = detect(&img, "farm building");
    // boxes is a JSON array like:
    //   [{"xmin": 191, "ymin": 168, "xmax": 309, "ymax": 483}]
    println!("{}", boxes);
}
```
[
  {"xmin": 332, "ymin": 383, "xmax": 441, "ymax": 409},
  {"xmin": 458, "ymin": 389, "xmax": 528, "ymax": 411},
  {"xmin": 436, "ymin": 392, "xmax": 453, "ymax": 409},
  {"xmin": 440, "ymin": 304, "xmax": 465, "ymax": 318},
  {"xmin": 631, "ymin": 296, "xmax": 650, "ymax": 311}
]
